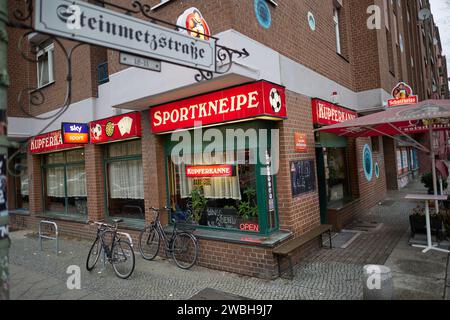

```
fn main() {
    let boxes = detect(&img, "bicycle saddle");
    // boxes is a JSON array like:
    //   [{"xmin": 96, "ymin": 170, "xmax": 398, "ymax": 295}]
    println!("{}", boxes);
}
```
[{"xmin": 113, "ymin": 218, "xmax": 124, "ymax": 224}]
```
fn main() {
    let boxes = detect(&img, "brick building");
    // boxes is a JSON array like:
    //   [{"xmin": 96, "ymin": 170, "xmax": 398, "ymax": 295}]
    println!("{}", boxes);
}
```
[{"xmin": 6, "ymin": 0, "xmax": 449, "ymax": 279}]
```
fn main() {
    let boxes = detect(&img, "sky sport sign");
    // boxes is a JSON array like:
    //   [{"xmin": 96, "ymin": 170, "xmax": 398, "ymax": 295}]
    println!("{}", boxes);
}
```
[{"xmin": 34, "ymin": 0, "xmax": 216, "ymax": 73}]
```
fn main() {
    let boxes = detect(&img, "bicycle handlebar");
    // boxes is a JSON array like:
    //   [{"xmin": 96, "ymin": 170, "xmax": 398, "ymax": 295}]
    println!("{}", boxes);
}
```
[{"xmin": 87, "ymin": 220, "xmax": 116, "ymax": 230}]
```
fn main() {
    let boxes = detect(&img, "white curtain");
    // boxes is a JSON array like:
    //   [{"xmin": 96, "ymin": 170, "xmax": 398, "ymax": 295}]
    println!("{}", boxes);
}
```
[
  {"xmin": 21, "ymin": 175, "xmax": 29, "ymax": 196},
  {"xmin": 108, "ymin": 159, "xmax": 144, "ymax": 199},
  {"xmin": 66, "ymin": 165, "xmax": 87, "ymax": 197},
  {"xmin": 46, "ymin": 167, "xmax": 65, "ymax": 197},
  {"xmin": 179, "ymin": 153, "xmax": 241, "ymax": 200}
]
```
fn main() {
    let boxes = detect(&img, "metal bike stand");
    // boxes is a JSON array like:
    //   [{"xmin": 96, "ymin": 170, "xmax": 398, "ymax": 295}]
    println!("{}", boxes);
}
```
[
  {"xmin": 39, "ymin": 220, "xmax": 59, "ymax": 255},
  {"xmin": 117, "ymin": 232, "xmax": 133, "ymax": 247}
]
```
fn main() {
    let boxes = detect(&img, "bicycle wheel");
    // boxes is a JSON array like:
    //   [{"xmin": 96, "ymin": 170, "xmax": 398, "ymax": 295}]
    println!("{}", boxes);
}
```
[
  {"xmin": 86, "ymin": 237, "xmax": 101, "ymax": 271},
  {"xmin": 171, "ymin": 232, "xmax": 198, "ymax": 270},
  {"xmin": 111, "ymin": 240, "xmax": 135, "ymax": 279},
  {"xmin": 138, "ymin": 226, "xmax": 160, "ymax": 260}
]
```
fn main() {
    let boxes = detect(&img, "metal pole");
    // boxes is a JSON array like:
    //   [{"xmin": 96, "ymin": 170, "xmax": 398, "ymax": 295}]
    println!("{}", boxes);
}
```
[
  {"xmin": 0, "ymin": 0, "xmax": 9, "ymax": 300},
  {"xmin": 429, "ymin": 126, "xmax": 439, "ymax": 214}
]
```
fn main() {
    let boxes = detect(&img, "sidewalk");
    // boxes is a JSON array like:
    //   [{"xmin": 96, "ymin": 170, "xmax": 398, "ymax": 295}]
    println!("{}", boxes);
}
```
[{"xmin": 8, "ymin": 180, "xmax": 450, "ymax": 300}]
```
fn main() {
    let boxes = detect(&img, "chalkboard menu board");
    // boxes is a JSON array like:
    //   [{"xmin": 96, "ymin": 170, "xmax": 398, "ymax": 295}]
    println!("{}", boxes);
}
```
[{"xmin": 290, "ymin": 160, "xmax": 316, "ymax": 197}]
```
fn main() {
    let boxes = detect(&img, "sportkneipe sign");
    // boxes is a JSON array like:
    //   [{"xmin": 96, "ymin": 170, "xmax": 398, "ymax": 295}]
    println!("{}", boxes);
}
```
[{"xmin": 150, "ymin": 81, "xmax": 287, "ymax": 134}]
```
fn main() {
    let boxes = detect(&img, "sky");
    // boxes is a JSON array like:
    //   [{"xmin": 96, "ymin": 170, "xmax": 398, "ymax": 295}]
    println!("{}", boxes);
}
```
[{"xmin": 430, "ymin": 0, "xmax": 450, "ymax": 84}]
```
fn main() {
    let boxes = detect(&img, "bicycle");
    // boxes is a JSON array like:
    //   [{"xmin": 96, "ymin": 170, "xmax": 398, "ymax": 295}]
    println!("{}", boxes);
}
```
[
  {"xmin": 138, "ymin": 207, "xmax": 198, "ymax": 269},
  {"xmin": 86, "ymin": 219, "xmax": 135, "ymax": 279}
]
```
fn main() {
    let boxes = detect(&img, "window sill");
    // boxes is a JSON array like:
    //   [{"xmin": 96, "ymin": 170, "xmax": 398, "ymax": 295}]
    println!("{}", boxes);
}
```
[
  {"xmin": 9, "ymin": 209, "xmax": 30, "ymax": 216},
  {"xmin": 37, "ymin": 212, "xmax": 87, "ymax": 223},
  {"xmin": 105, "ymin": 217, "xmax": 145, "ymax": 231},
  {"xmin": 33, "ymin": 81, "xmax": 56, "ymax": 92},
  {"xmin": 164, "ymin": 225, "xmax": 292, "ymax": 248}
]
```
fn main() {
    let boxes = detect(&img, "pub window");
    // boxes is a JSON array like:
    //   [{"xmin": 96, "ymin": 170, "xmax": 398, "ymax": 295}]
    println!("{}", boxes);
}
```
[
  {"xmin": 36, "ymin": 42, "xmax": 55, "ymax": 88},
  {"xmin": 105, "ymin": 140, "xmax": 144, "ymax": 220},
  {"xmin": 324, "ymin": 147, "xmax": 351, "ymax": 208},
  {"xmin": 42, "ymin": 149, "xmax": 87, "ymax": 216},
  {"xmin": 168, "ymin": 150, "xmax": 260, "ymax": 233},
  {"xmin": 333, "ymin": 8, "xmax": 342, "ymax": 55}
]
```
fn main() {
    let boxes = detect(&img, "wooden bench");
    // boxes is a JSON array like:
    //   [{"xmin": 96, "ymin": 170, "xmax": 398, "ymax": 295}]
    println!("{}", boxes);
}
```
[{"xmin": 273, "ymin": 224, "xmax": 332, "ymax": 279}]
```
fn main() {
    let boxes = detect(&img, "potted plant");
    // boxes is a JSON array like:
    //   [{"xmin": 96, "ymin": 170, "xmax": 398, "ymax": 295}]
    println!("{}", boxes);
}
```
[
  {"xmin": 421, "ymin": 173, "xmax": 448, "ymax": 195},
  {"xmin": 237, "ymin": 187, "xmax": 258, "ymax": 221},
  {"xmin": 409, "ymin": 205, "xmax": 444, "ymax": 241},
  {"xmin": 190, "ymin": 186, "xmax": 207, "ymax": 224}
]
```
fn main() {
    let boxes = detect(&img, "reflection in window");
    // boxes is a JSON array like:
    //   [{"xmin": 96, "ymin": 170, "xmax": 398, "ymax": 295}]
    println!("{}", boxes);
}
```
[
  {"xmin": 106, "ymin": 140, "xmax": 144, "ymax": 220},
  {"xmin": 168, "ymin": 150, "xmax": 259, "ymax": 232},
  {"xmin": 14, "ymin": 155, "xmax": 29, "ymax": 210}
]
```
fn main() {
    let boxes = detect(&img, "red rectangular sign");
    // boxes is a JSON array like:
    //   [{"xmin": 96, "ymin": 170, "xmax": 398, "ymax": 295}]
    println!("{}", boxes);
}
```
[
  {"xmin": 90, "ymin": 112, "xmax": 142, "ymax": 144},
  {"xmin": 29, "ymin": 130, "xmax": 83, "ymax": 154},
  {"xmin": 185, "ymin": 165, "xmax": 234, "ymax": 178},
  {"xmin": 150, "ymin": 81, "xmax": 287, "ymax": 134},
  {"xmin": 311, "ymin": 99, "xmax": 357, "ymax": 126},
  {"xmin": 294, "ymin": 132, "xmax": 308, "ymax": 153},
  {"xmin": 387, "ymin": 96, "xmax": 418, "ymax": 107}
]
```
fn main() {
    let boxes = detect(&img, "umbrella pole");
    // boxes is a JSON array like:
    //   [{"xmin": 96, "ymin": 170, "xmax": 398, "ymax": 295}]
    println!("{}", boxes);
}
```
[{"xmin": 429, "ymin": 125, "xmax": 439, "ymax": 214}]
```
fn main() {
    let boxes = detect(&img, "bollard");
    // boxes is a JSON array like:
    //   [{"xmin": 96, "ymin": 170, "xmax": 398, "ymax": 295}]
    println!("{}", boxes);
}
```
[{"xmin": 363, "ymin": 265, "xmax": 395, "ymax": 300}]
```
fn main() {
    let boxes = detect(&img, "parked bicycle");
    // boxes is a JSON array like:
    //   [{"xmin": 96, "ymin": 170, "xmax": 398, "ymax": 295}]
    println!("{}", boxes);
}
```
[
  {"xmin": 138, "ymin": 207, "xmax": 198, "ymax": 269},
  {"xmin": 86, "ymin": 219, "xmax": 135, "ymax": 279}
]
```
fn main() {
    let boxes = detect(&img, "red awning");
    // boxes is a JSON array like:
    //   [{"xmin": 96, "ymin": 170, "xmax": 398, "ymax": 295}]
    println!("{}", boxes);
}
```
[{"xmin": 316, "ymin": 100, "xmax": 450, "ymax": 137}]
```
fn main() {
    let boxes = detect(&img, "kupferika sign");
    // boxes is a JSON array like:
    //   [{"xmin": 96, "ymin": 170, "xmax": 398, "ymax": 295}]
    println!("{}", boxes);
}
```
[
  {"xmin": 90, "ymin": 112, "xmax": 142, "ymax": 144},
  {"xmin": 150, "ymin": 81, "xmax": 287, "ymax": 134},
  {"xmin": 185, "ymin": 165, "xmax": 234, "ymax": 178},
  {"xmin": 311, "ymin": 98, "xmax": 357, "ymax": 126},
  {"xmin": 34, "ymin": 0, "xmax": 216, "ymax": 72},
  {"xmin": 29, "ymin": 130, "xmax": 83, "ymax": 154},
  {"xmin": 387, "ymin": 82, "xmax": 418, "ymax": 107}
]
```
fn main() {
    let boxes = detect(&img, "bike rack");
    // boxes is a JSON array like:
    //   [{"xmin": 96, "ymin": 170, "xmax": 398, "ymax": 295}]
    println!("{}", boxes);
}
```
[
  {"xmin": 117, "ymin": 232, "xmax": 133, "ymax": 247},
  {"xmin": 39, "ymin": 220, "xmax": 59, "ymax": 255}
]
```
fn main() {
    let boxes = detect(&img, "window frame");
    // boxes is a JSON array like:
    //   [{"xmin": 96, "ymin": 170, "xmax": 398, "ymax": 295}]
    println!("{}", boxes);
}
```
[
  {"xmin": 103, "ymin": 139, "xmax": 145, "ymax": 226},
  {"xmin": 36, "ymin": 42, "xmax": 55, "ymax": 89},
  {"xmin": 163, "ymin": 121, "xmax": 279, "ymax": 236},
  {"xmin": 333, "ymin": 8, "xmax": 342, "ymax": 55},
  {"xmin": 41, "ymin": 149, "xmax": 87, "ymax": 218}
]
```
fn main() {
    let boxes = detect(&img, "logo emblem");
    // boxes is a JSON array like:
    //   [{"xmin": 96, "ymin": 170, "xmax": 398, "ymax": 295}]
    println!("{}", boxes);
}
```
[{"xmin": 269, "ymin": 88, "xmax": 282, "ymax": 113}]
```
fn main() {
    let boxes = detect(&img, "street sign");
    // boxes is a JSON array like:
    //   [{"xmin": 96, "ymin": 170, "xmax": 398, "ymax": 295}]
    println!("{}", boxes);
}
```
[
  {"xmin": 119, "ymin": 53, "xmax": 161, "ymax": 72},
  {"xmin": 34, "ymin": 0, "xmax": 216, "ymax": 72}
]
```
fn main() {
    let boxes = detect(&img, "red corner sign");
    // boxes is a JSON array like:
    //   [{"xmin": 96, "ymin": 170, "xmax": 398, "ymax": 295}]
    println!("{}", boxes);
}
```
[
  {"xmin": 29, "ymin": 130, "xmax": 83, "ymax": 154},
  {"xmin": 311, "ymin": 99, "xmax": 357, "ymax": 126},
  {"xmin": 90, "ymin": 112, "xmax": 142, "ymax": 144},
  {"xmin": 387, "ymin": 82, "xmax": 418, "ymax": 107},
  {"xmin": 150, "ymin": 81, "xmax": 287, "ymax": 134}
]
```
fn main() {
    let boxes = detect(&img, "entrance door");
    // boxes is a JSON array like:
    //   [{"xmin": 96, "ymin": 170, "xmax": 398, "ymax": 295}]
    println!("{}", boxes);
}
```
[{"xmin": 315, "ymin": 145, "xmax": 328, "ymax": 224}]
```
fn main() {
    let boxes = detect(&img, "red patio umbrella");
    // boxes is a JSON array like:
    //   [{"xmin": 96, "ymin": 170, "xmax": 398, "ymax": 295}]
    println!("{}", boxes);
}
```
[{"xmin": 316, "ymin": 100, "xmax": 450, "ymax": 211}]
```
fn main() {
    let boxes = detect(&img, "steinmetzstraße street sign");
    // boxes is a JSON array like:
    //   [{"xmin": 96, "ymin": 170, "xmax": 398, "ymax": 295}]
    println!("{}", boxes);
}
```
[{"xmin": 34, "ymin": 0, "xmax": 216, "ymax": 72}]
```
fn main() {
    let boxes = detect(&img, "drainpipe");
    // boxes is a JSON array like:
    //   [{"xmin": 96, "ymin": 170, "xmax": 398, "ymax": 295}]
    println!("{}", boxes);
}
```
[{"xmin": 0, "ymin": 0, "xmax": 10, "ymax": 300}]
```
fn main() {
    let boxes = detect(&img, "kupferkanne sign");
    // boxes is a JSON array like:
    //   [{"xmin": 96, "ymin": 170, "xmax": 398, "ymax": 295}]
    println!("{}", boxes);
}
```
[
  {"xmin": 387, "ymin": 82, "xmax": 418, "ymax": 107},
  {"xmin": 185, "ymin": 165, "xmax": 235, "ymax": 178},
  {"xmin": 150, "ymin": 80, "xmax": 287, "ymax": 134},
  {"xmin": 34, "ymin": 0, "xmax": 216, "ymax": 72},
  {"xmin": 311, "ymin": 98, "xmax": 357, "ymax": 126},
  {"xmin": 61, "ymin": 123, "xmax": 89, "ymax": 144},
  {"xmin": 29, "ymin": 130, "xmax": 83, "ymax": 154},
  {"xmin": 90, "ymin": 112, "xmax": 142, "ymax": 144}
]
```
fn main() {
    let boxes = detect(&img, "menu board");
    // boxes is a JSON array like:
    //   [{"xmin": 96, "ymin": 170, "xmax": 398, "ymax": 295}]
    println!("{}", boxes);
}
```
[{"xmin": 290, "ymin": 160, "xmax": 316, "ymax": 197}]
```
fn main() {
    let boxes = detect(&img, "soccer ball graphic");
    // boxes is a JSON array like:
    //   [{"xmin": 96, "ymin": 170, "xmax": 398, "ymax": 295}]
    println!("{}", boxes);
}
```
[
  {"xmin": 269, "ymin": 88, "xmax": 282, "ymax": 113},
  {"xmin": 91, "ymin": 124, "xmax": 102, "ymax": 140}
]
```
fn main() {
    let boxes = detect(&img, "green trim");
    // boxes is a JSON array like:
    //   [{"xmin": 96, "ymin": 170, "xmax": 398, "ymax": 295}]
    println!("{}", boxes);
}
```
[
  {"xmin": 40, "ymin": 151, "xmax": 87, "ymax": 216},
  {"xmin": 162, "ymin": 120, "xmax": 280, "ymax": 236}
]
